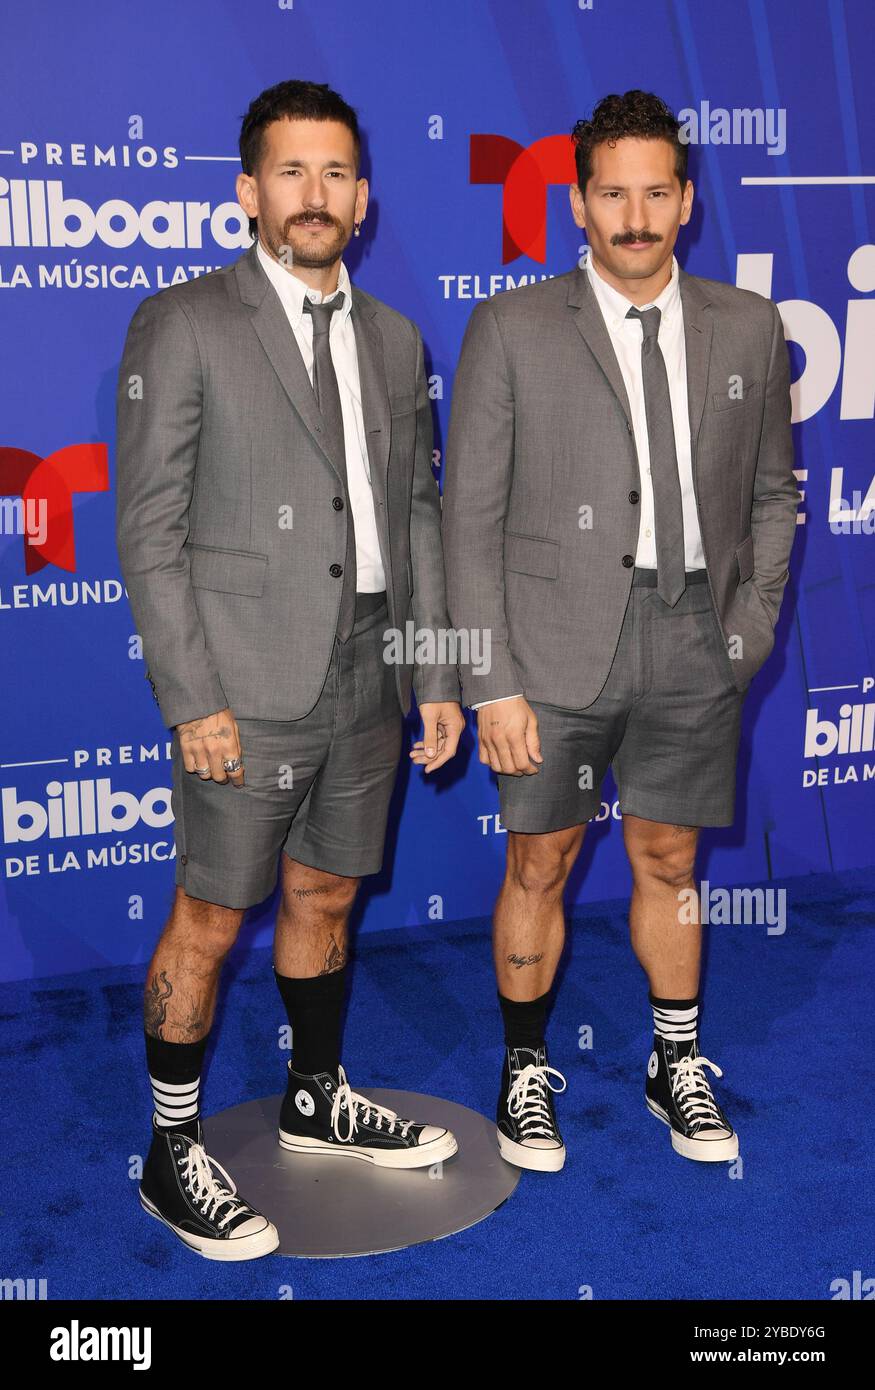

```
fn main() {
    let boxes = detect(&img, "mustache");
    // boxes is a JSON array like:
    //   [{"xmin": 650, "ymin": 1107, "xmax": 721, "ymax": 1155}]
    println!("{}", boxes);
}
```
[
  {"xmin": 288, "ymin": 212, "xmax": 339, "ymax": 228},
  {"xmin": 611, "ymin": 230, "xmax": 662, "ymax": 245}
]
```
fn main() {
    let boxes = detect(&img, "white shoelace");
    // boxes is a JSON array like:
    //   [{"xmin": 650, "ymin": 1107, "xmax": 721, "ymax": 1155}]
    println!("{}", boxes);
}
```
[
  {"xmin": 669, "ymin": 1054, "xmax": 728, "ymax": 1132},
  {"xmin": 331, "ymin": 1064, "xmax": 414, "ymax": 1144},
  {"xmin": 507, "ymin": 1062, "xmax": 567, "ymax": 1139},
  {"xmin": 178, "ymin": 1144, "xmax": 250, "ymax": 1230}
]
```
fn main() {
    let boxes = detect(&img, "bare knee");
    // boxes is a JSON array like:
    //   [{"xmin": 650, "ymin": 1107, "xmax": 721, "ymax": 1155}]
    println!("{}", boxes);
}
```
[
  {"xmin": 165, "ymin": 885, "xmax": 246, "ymax": 957},
  {"xmin": 505, "ymin": 826, "xmax": 584, "ymax": 899},
  {"xmin": 625, "ymin": 821, "xmax": 698, "ymax": 890},
  {"xmin": 281, "ymin": 859, "xmax": 360, "ymax": 921}
]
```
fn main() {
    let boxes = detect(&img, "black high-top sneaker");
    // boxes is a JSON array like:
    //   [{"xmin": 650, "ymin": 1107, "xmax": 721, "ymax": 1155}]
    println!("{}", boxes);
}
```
[
  {"xmin": 496, "ymin": 1044, "xmax": 567, "ymax": 1172},
  {"xmin": 139, "ymin": 1116, "xmax": 280, "ymax": 1260},
  {"xmin": 645, "ymin": 1034, "xmax": 739, "ymax": 1162},
  {"xmin": 278, "ymin": 1062, "xmax": 458, "ymax": 1169}
]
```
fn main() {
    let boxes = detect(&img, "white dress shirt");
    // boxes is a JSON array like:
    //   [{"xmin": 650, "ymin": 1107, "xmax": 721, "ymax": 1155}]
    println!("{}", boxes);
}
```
[
  {"xmin": 585, "ymin": 247, "xmax": 704, "ymax": 571},
  {"xmin": 471, "ymin": 249, "xmax": 704, "ymax": 711},
  {"xmin": 256, "ymin": 238, "xmax": 385, "ymax": 591}
]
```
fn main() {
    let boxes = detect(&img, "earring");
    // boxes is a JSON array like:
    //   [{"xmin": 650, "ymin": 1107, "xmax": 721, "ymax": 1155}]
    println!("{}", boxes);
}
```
[{"xmin": 354, "ymin": 221, "xmax": 362, "ymax": 237}]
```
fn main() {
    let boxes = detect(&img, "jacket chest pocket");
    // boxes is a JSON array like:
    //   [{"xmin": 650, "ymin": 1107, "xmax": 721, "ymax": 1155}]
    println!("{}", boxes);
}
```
[{"xmin": 711, "ymin": 379, "xmax": 761, "ymax": 412}]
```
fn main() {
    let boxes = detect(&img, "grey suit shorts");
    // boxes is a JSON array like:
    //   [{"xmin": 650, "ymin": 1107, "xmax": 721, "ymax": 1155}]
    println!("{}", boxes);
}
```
[
  {"xmin": 171, "ymin": 594, "xmax": 402, "ymax": 908},
  {"xmin": 497, "ymin": 569, "xmax": 747, "ymax": 832}
]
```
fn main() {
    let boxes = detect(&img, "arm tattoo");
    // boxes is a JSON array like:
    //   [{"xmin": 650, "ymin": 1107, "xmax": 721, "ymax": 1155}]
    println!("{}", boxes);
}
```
[
  {"xmin": 506, "ymin": 952, "xmax": 544, "ymax": 970},
  {"xmin": 144, "ymin": 970, "xmax": 173, "ymax": 1039},
  {"xmin": 179, "ymin": 720, "xmax": 233, "ymax": 744}
]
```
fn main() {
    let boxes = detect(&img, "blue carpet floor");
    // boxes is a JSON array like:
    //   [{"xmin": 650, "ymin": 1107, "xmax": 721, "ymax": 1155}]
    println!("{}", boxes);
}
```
[{"xmin": 3, "ymin": 867, "xmax": 872, "ymax": 1301}]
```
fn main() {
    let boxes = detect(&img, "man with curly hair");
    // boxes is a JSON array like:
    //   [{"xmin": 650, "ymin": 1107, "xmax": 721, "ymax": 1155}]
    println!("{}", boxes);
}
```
[{"xmin": 442, "ymin": 90, "xmax": 798, "ymax": 1171}]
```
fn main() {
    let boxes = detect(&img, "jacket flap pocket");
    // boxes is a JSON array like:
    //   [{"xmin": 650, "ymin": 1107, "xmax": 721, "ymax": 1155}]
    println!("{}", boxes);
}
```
[
  {"xmin": 736, "ymin": 534, "xmax": 754, "ymax": 583},
  {"xmin": 187, "ymin": 544, "xmax": 267, "ymax": 596},
  {"xmin": 712, "ymin": 379, "xmax": 761, "ymax": 412},
  {"xmin": 504, "ymin": 531, "xmax": 559, "ymax": 580}
]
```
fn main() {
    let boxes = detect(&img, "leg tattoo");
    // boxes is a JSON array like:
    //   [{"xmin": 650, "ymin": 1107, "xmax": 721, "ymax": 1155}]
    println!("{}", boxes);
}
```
[
  {"xmin": 506, "ymin": 952, "xmax": 545, "ymax": 970},
  {"xmin": 320, "ymin": 934, "xmax": 347, "ymax": 975},
  {"xmin": 145, "ymin": 970, "xmax": 173, "ymax": 1039}
]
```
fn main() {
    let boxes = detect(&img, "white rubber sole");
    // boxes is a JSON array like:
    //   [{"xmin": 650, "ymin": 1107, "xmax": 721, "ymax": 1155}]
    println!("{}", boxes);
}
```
[
  {"xmin": 277, "ymin": 1127, "xmax": 458, "ymax": 1169},
  {"xmin": 497, "ymin": 1127, "xmax": 566, "ymax": 1172},
  {"xmin": 646, "ymin": 1098, "xmax": 739, "ymax": 1162},
  {"xmin": 139, "ymin": 1191, "xmax": 280, "ymax": 1261}
]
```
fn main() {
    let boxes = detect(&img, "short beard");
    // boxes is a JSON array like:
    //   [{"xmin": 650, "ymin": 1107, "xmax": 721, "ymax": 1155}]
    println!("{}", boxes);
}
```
[{"xmin": 266, "ymin": 217, "xmax": 349, "ymax": 271}]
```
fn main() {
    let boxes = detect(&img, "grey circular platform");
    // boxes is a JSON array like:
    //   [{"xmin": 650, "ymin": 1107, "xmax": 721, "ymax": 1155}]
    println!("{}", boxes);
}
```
[{"xmin": 206, "ymin": 1089, "xmax": 521, "ymax": 1257}]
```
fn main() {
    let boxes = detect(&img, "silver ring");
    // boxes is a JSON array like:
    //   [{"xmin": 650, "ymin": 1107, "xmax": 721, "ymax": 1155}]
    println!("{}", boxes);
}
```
[
  {"xmin": 194, "ymin": 765, "xmax": 210, "ymax": 776},
  {"xmin": 222, "ymin": 756, "xmax": 243, "ymax": 773}
]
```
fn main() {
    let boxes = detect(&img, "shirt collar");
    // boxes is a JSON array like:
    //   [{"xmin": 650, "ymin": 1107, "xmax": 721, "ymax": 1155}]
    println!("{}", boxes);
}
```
[
  {"xmin": 256, "ymin": 238, "xmax": 353, "ymax": 329},
  {"xmin": 584, "ymin": 246, "xmax": 680, "ymax": 331}
]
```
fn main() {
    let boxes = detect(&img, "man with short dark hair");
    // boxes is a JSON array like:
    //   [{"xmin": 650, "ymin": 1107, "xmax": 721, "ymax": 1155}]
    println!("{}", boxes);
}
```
[
  {"xmin": 117, "ymin": 80, "xmax": 464, "ymax": 1259},
  {"xmin": 442, "ymin": 89, "xmax": 798, "ymax": 1172}
]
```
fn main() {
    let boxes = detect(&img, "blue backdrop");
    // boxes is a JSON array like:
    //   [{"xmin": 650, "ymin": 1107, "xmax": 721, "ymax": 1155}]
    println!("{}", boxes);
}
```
[{"xmin": 2, "ymin": 0, "xmax": 873, "ymax": 981}]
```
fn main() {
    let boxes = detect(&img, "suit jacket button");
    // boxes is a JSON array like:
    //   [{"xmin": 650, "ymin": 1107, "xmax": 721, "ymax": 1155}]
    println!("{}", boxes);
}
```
[
  {"xmin": 626, "ymin": 419, "xmax": 633, "ymax": 434},
  {"xmin": 332, "ymin": 496, "xmax": 344, "ymax": 510},
  {"xmin": 329, "ymin": 563, "xmax": 343, "ymax": 578},
  {"xmin": 180, "ymin": 854, "xmax": 188, "ymax": 865},
  {"xmin": 622, "ymin": 554, "xmax": 635, "ymax": 568},
  {"xmin": 629, "ymin": 490, "xmax": 640, "ymax": 504}
]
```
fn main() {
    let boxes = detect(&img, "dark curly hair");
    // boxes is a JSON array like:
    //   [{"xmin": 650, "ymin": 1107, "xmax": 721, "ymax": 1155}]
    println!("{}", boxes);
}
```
[
  {"xmin": 239, "ymin": 80, "xmax": 361, "ymax": 239},
  {"xmin": 571, "ymin": 90, "xmax": 688, "ymax": 195}
]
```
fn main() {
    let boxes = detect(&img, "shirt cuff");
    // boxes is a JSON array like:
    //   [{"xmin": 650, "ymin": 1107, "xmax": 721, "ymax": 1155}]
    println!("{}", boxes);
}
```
[{"xmin": 470, "ymin": 694, "xmax": 524, "ymax": 710}]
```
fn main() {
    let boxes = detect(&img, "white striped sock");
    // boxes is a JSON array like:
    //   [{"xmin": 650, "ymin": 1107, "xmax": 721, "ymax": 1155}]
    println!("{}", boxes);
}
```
[
  {"xmin": 652, "ymin": 1001, "xmax": 699, "ymax": 1043},
  {"xmin": 150, "ymin": 1074, "xmax": 200, "ymax": 1129}
]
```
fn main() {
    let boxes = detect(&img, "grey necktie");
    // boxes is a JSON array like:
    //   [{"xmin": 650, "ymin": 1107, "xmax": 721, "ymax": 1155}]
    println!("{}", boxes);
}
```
[
  {"xmin": 625, "ymin": 305, "xmax": 686, "ymax": 607},
  {"xmin": 304, "ymin": 294, "xmax": 357, "ymax": 641}
]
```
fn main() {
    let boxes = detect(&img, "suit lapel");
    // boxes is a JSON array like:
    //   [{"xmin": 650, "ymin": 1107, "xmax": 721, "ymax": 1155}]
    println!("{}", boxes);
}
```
[
  {"xmin": 350, "ymin": 288, "xmax": 391, "ymax": 499},
  {"xmin": 235, "ymin": 242, "xmax": 364, "ymax": 488},
  {"xmin": 567, "ymin": 267, "xmax": 633, "ymax": 430},
  {"xmin": 677, "ymin": 267, "xmax": 714, "ymax": 460}
]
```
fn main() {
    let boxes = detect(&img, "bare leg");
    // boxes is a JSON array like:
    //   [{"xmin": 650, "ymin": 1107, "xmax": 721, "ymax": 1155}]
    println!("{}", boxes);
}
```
[
  {"xmin": 494, "ymin": 825, "xmax": 586, "ymax": 999},
  {"xmin": 623, "ymin": 815, "xmax": 701, "ymax": 998},
  {"xmin": 144, "ymin": 885, "xmax": 245, "ymax": 1042},
  {"xmin": 273, "ymin": 855, "xmax": 360, "ymax": 977}
]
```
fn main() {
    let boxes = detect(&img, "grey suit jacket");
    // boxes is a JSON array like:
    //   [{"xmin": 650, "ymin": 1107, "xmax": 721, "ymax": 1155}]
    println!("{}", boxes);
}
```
[
  {"xmin": 115, "ymin": 241, "xmax": 459, "ymax": 728},
  {"xmin": 441, "ymin": 263, "xmax": 800, "ymax": 708}
]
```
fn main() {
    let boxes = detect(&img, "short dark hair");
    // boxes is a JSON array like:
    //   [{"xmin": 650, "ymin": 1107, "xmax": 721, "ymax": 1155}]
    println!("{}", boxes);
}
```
[
  {"xmin": 571, "ymin": 89, "xmax": 688, "ymax": 195},
  {"xmin": 239, "ymin": 80, "xmax": 362, "ymax": 239}
]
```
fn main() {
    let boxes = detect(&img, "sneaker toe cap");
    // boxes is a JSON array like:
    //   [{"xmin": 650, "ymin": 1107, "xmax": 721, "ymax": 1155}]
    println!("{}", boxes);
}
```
[
  {"xmin": 230, "ymin": 1214, "xmax": 273, "ymax": 1240},
  {"xmin": 417, "ymin": 1124, "xmax": 450, "ymax": 1146}
]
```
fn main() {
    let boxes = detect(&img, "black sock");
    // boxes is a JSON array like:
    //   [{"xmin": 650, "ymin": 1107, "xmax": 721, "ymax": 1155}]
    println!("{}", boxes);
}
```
[
  {"xmin": 649, "ymin": 992, "xmax": 699, "ymax": 1050},
  {"xmin": 145, "ymin": 1030, "xmax": 208, "ymax": 1141},
  {"xmin": 498, "ymin": 989, "xmax": 550, "ymax": 1050},
  {"xmin": 274, "ymin": 965, "xmax": 347, "ymax": 1077}
]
